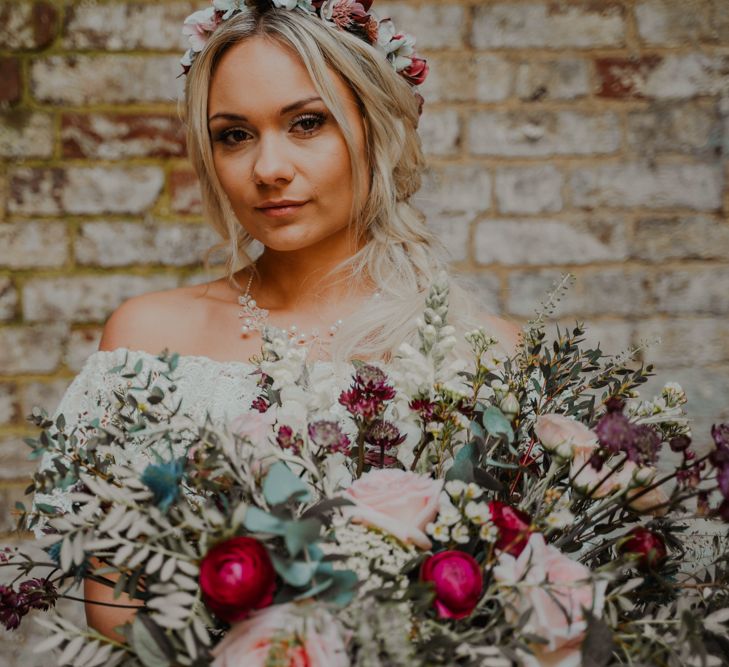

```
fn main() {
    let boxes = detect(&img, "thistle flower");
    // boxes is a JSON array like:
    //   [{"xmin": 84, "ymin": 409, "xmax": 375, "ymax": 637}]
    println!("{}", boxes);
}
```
[
  {"xmin": 140, "ymin": 457, "xmax": 185, "ymax": 513},
  {"xmin": 308, "ymin": 420, "xmax": 351, "ymax": 454}
]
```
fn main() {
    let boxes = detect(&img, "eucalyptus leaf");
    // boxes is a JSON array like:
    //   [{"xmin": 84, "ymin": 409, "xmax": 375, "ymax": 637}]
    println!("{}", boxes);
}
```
[
  {"xmin": 243, "ymin": 506, "xmax": 287, "ymax": 535},
  {"xmin": 270, "ymin": 553, "xmax": 318, "ymax": 587},
  {"xmin": 445, "ymin": 441, "xmax": 476, "ymax": 483},
  {"xmin": 482, "ymin": 406, "xmax": 514, "ymax": 443},
  {"xmin": 262, "ymin": 461, "xmax": 312, "ymax": 505},
  {"xmin": 284, "ymin": 518, "xmax": 322, "ymax": 558}
]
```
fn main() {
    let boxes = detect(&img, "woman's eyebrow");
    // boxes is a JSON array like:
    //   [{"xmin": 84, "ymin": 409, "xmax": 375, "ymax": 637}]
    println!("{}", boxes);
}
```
[{"xmin": 208, "ymin": 95, "xmax": 323, "ymax": 124}]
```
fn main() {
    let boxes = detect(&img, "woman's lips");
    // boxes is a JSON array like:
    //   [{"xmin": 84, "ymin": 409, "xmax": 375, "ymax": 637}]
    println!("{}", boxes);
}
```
[{"xmin": 256, "ymin": 202, "xmax": 308, "ymax": 218}]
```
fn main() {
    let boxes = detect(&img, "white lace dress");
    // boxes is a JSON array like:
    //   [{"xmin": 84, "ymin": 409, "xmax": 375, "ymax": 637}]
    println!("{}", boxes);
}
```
[{"xmin": 31, "ymin": 346, "xmax": 357, "ymax": 534}]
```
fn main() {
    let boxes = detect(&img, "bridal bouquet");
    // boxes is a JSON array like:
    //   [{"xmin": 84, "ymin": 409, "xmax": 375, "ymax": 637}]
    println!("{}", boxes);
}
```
[{"xmin": 5, "ymin": 274, "xmax": 729, "ymax": 666}]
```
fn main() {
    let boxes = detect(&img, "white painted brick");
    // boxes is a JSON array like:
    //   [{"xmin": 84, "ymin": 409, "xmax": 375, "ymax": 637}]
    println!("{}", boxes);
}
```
[
  {"xmin": 22, "ymin": 274, "xmax": 180, "ymax": 323},
  {"xmin": 644, "ymin": 54, "xmax": 728, "ymax": 99},
  {"xmin": 0, "ymin": 221, "xmax": 67, "ymax": 269},
  {"xmin": 472, "ymin": 3, "xmax": 626, "ymax": 49},
  {"xmin": 65, "ymin": 328, "xmax": 103, "ymax": 373},
  {"xmin": 0, "ymin": 277, "xmax": 18, "ymax": 321},
  {"xmin": 415, "ymin": 165, "xmax": 491, "ymax": 216},
  {"xmin": 75, "ymin": 221, "xmax": 219, "ymax": 267},
  {"xmin": 494, "ymin": 165, "xmax": 564, "ymax": 214},
  {"xmin": 570, "ymin": 162, "xmax": 723, "ymax": 210},
  {"xmin": 426, "ymin": 212, "xmax": 471, "ymax": 264},
  {"xmin": 31, "ymin": 55, "xmax": 184, "ymax": 105},
  {"xmin": 420, "ymin": 54, "xmax": 511, "ymax": 103},
  {"xmin": 417, "ymin": 109, "xmax": 460, "ymax": 156},
  {"xmin": 627, "ymin": 102, "xmax": 720, "ymax": 156},
  {"xmin": 475, "ymin": 217, "xmax": 627, "ymax": 266},
  {"xmin": 636, "ymin": 317, "xmax": 729, "ymax": 366},
  {"xmin": 0, "ymin": 324, "xmax": 68, "ymax": 374},
  {"xmin": 0, "ymin": 112, "xmax": 54, "ymax": 159},
  {"xmin": 651, "ymin": 269, "xmax": 729, "ymax": 315},
  {"xmin": 376, "ymin": 2, "xmax": 465, "ymax": 49},
  {"xmin": 635, "ymin": 0, "xmax": 712, "ymax": 46},
  {"xmin": 8, "ymin": 167, "xmax": 164, "ymax": 216},
  {"xmin": 507, "ymin": 269, "xmax": 652, "ymax": 318},
  {"xmin": 62, "ymin": 1, "xmax": 195, "ymax": 51},
  {"xmin": 0, "ymin": 382, "xmax": 19, "ymax": 425},
  {"xmin": 468, "ymin": 111, "xmax": 620, "ymax": 157},
  {"xmin": 514, "ymin": 58, "xmax": 591, "ymax": 101},
  {"xmin": 632, "ymin": 215, "xmax": 729, "ymax": 261}
]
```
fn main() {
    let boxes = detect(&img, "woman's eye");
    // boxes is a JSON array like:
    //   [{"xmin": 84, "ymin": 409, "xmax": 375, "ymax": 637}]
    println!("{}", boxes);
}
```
[
  {"xmin": 216, "ymin": 128, "xmax": 250, "ymax": 146},
  {"xmin": 292, "ymin": 112, "xmax": 326, "ymax": 134}
]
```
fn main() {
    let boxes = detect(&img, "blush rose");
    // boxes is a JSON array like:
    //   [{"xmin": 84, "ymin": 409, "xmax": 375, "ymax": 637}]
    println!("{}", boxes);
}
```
[
  {"xmin": 341, "ymin": 469, "xmax": 442, "ymax": 549},
  {"xmin": 211, "ymin": 602, "xmax": 349, "ymax": 667},
  {"xmin": 493, "ymin": 533, "xmax": 607, "ymax": 667}
]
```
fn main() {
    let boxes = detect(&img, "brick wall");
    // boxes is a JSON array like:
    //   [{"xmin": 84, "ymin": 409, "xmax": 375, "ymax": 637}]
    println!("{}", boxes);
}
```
[{"xmin": 0, "ymin": 0, "xmax": 728, "ymax": 656}]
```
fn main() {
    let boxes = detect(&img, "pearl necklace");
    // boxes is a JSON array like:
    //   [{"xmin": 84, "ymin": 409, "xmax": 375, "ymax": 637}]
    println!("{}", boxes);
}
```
[{"xmin": 237, "ymin": 269, "xmax": 382, "ymax": 346}]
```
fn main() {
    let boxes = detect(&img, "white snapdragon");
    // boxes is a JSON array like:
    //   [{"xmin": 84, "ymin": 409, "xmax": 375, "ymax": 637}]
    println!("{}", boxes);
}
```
[
  {"xmin": 463, "ymin": 482, "xmax": 483, "ymax": 501},
  {"xmin": 444, "ymin": 480, "xmax": 467, "ymax": 500}
]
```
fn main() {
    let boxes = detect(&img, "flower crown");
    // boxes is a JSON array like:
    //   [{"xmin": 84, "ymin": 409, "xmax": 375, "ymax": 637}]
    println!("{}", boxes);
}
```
[{"xmin": 180, "ymin": 0, "xmax": 429, "ymax": 93}]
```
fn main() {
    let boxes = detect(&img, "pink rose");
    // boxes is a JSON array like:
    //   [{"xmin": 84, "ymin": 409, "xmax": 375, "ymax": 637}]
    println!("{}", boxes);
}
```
[
  {"xmin": 229, "ymin": 408, "xmax": 277, "ymax": 444},
  {"xmin": 211, "ymin": 603, "xmax": 349, "ymax": 667},
  {"xmin": 182, "ymin": 7, "xmax": 222, "ymax": 53},
  {"xmin": 341, "ymin": 469, "xmax": 442, "ymax": 549},
  {"xmin": 493, "ymin": 533, "xmax": 607, "ymax": 667},
  {"xmin": 535, "ymin": 413, "xmax": 598, "ymax": 458},
  {"xmin": 420, "ymin": 550, "xmax": 483, "ymax": 619}
]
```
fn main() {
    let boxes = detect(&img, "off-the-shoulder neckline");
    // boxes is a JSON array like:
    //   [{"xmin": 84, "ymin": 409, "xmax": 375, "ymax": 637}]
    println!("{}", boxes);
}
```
[{"xmin": 89, "ymin": 347, "xmax": 336, "ymax": 370}]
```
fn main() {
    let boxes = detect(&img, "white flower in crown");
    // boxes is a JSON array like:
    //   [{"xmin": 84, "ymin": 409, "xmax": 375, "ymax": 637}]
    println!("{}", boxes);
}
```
[
  {"xmin": 183, "ymin": 6, "xmax": 223, "ymax": 53},
  {"xmin": 375, "ymin": 17, "xmax": 415, "ymax": 72},
  {"xmin": 273, "ymin": 0, "xmax": 315, "ymax": 10},
  {"xmin": 213, "ymin": 0, "xmax": 248, "ymax": 19}
]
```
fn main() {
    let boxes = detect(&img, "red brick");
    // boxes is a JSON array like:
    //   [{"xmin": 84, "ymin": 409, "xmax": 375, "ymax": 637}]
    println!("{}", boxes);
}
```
[
  {"xmin": 31, "ymin": 1, "xmax": 57, "ymax": 48},
  {"xmin": 0, "ymin": 58, "xmax": 22, "ymax": 106},
  {"xmin": 170, "ymin": 169, "xmax": 203, "ymax": 215},
  {"xmin": 62, "ymin": 113, "xmax": 187, "ymax": 159},
  {"xmin": 595, "ymin": 55, "xmax": 663, "ymax": 99},
  {"xmin": 0, "ymin": 1, "xmax": 57, "ymax": 50}
]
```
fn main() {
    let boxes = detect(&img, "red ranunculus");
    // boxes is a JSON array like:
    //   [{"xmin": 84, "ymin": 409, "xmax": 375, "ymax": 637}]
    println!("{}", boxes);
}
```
[
  {"xmin": 401, "ymin": 56, "xmax": 429, "ymax": 86},
  {"xmin": 199, "ymin": 536, "xmax": 276, "ymax": 623},
  {"xmin": 488, "ymin": 501, "xmax": 532, "ymax": 557},
  {"xmin": 619, "ymin": 527, "xmax": 667, "ymax": 570},
  {"xmin": 420, "ymin": 550, "xmax": 483, "ymax": 619}
]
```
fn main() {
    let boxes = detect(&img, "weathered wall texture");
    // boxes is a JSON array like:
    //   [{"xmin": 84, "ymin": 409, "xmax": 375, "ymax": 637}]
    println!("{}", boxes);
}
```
[{"xmin": 0, "ymin": 0, "xmax": 728, "ymax": 658}]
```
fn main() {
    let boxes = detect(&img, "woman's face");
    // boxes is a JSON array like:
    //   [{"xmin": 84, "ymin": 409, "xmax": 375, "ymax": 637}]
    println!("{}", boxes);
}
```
[{"xmin": 207, "ymin": 35, "xmax": 369, "ymax": 254}]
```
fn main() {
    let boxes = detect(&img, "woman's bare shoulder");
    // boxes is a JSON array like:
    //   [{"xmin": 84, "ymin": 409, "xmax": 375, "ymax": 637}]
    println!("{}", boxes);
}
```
[{"xmin": 98, "ymin": 283, "xmax": 212, "ymax": 353}]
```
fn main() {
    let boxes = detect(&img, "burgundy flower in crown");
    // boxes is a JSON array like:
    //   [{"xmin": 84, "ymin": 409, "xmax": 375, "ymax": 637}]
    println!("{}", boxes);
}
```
[{"xmin": 179, "ymin": 0, "xmax": 429, "ymax": 99}]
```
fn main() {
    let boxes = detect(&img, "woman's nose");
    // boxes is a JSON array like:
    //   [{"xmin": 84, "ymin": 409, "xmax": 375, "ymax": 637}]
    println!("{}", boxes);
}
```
[{"xmin": 251, "ymin": 132, "xmax": 295, "ymax": 186}]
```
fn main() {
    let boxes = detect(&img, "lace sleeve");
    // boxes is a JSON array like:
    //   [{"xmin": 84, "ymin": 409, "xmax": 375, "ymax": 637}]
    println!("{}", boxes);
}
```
[{"xmin": 30, "ymin": 348, "xmax": 130, "ymax": 538}]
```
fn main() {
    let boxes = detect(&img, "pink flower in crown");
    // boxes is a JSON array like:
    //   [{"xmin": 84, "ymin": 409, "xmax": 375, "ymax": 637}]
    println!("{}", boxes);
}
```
[
  {"xmin": 401, "ymin": 56, "xmax": 429, "ymax": 86},
  {"xmin": 327, "ymin": 0, "xmax": 371, "ymax": 30},
  {"xmin": 183, "ymin": 7, "xmax": 223, "ymax": 53}
]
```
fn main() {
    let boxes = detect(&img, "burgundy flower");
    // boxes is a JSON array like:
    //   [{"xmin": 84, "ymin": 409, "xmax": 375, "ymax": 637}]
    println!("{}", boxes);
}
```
[
  {"xmin": 712, "ymin": 423, "xmax": 729, "ymax": 450},
  {"xmin": 0, "ymin": 586, "xmax": 24, "ymax": 631},
  {"xmin": 409, "ymin": 398, "xmax": 436, "ymax": 422},
  {"xmin": 308, "ymin": 420, "xmax": 351, "ymax": 454},
  {"xmin": 199, "ymin": 536, "xmax": 276, "ymax": 623},
  {"xmin": 421, "ymin": 550, "xmax": 483, "ymax": 619},
  {"xmin": 338, "ymin": 389, "xmax": 382, "ymax": 421},
  {"xmin": 595, "ymin": 411, "xmax": 635, "ymax": 456},
  {"xmin": 669, "ymin": 434, "xmax": 691, "ymax": 453},
  {"xmin": 339, "ymin": 364, "xmax": 395, "ymax": 421},
  {"xmin": 251, "ymin": 396, "xmax": 269, "ymax": 413},
  {"xmin": 276, "ymin": 425, "xmax": 303, "ymax": 455},
  {"xmin": 366, "ymin": 419, "xmax": 405, "ymax": 451},
  {"xmin": 619, "ymin": 527, "xmax": 667, "ymax": 570},
  {"xmin": 17, "ymin": 578, "xmax": 57, "ymax": 612},
  {"xmin": 488, "ymin": 501, "xmax": 532, "ymax": 557},
  {"xmin": 401, "ymin": 55, "xmax": 429, "ymax": 86}
]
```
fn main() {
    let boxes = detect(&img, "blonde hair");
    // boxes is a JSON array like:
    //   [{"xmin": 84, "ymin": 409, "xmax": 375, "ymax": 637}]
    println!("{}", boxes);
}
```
[{"xmin": 183, "ymin": 5, "xmax": 502, "ymax": 370}]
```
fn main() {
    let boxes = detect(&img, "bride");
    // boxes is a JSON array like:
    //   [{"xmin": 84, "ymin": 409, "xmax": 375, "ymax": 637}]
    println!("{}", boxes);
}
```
[{"xmin": 41, "ymin": 0, "xmax": 519, "ymax": 643}]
